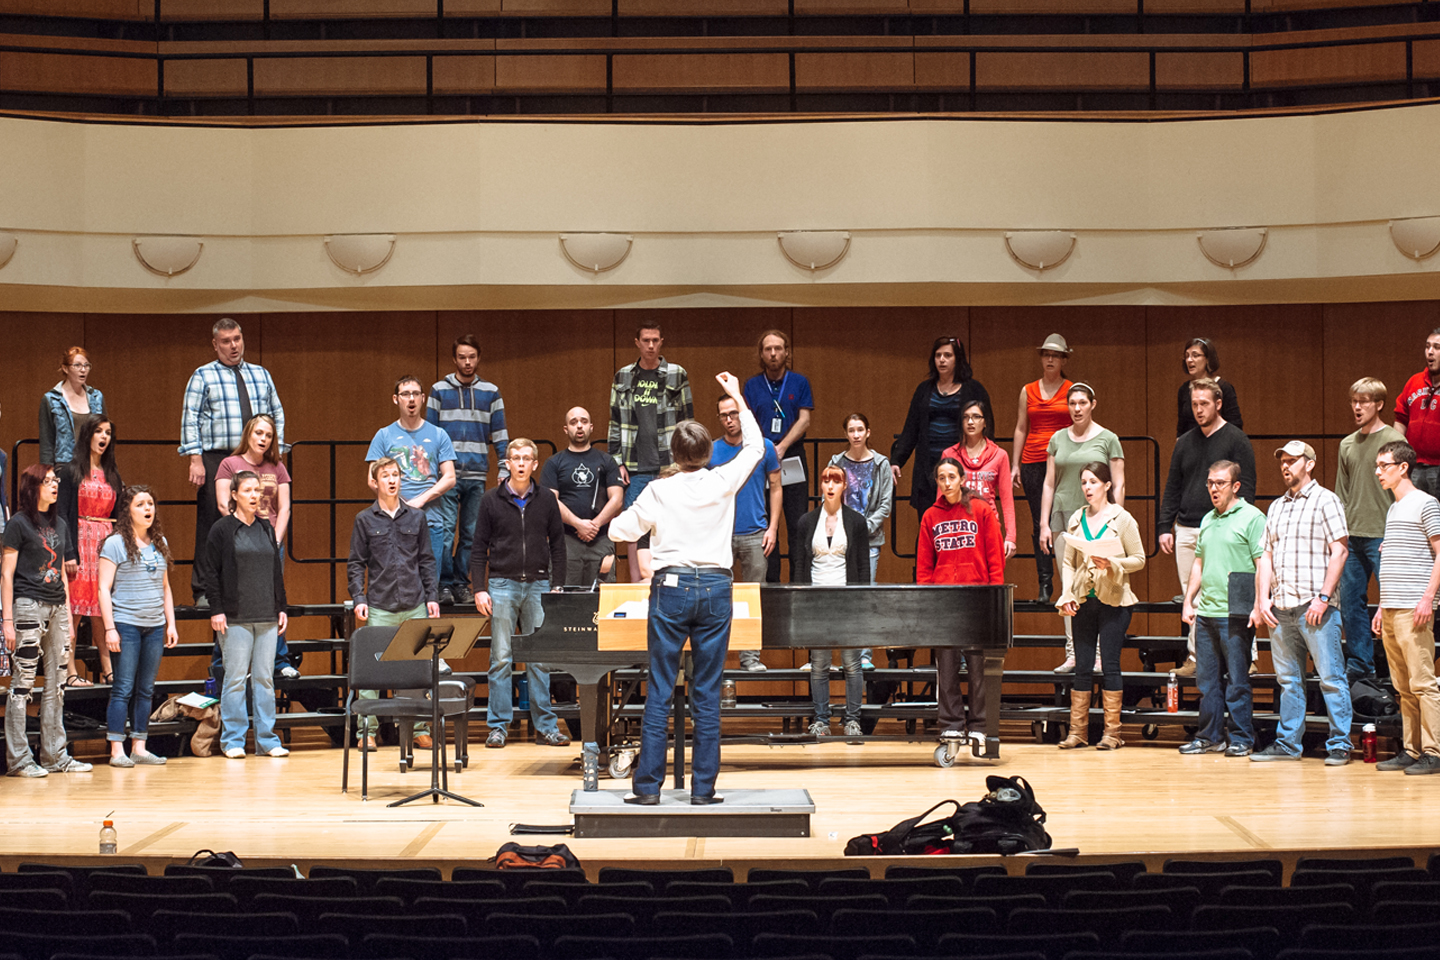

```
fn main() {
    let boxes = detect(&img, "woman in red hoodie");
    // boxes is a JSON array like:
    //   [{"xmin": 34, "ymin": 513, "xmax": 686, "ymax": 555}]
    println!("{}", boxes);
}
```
[
  {"xmin": 918, "ymin": 457, "xmax": 1006, "ymax": 744},
  {"xmin": 943, "ymin": 399, "xmax": 1016, "ymax": 561}
]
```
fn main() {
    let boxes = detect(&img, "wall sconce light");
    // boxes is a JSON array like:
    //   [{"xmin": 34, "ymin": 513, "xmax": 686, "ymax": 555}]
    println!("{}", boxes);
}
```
[
  {"xmin": 560, "ymin": 233, "xmax": 633, "ymax": 273},
  {"xmin": 777, "ymin": 231, "xmax": 850, "ymax": 271},
  {"xmin": 1197, "ymin": 227, "xmax": 1267, "ymax": 268},
  {"xmin": 325, "ymin": 234, "xmax": 396, "ymax": 275},
  {"xmin": 0, "ymin": 232, "xmax": 16, "ymax": 270},
  {"xmin": 1390, "ymin": 217, "xmax": 1440, "ymax": 260},
  {"xmin": 133, "ymin": 236, "xmax": 203, "ymax": 277},
  {"xmin": 1005, "ymin": 231, "xmax": 1075, "ymax": 271}
]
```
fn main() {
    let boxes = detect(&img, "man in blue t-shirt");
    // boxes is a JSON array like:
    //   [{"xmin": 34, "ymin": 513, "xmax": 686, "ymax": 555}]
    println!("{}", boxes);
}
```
[
  {"xmin": 742, "ymin": 330, "xmax": 814, "ymax": 583},
  {"xmin": 366, "ymin": 375, "xmax": 457, "ymax": 574},
  {"xmin": 711, "ymin": 393, "xmax": 781, "ymax": 671}
]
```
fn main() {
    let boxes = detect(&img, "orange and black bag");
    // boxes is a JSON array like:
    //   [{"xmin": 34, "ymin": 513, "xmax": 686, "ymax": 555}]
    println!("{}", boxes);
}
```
[{"xmin": 493, "ymin": 841, "xmax": 582, "ymax": 870}]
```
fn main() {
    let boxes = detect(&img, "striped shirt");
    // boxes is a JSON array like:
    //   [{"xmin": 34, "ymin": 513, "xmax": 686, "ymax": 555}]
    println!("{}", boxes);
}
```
[
  {"xmin": 1264, "ymin": 479, "xmax": 1348, "ymax": 609},
  {"xmin": 426, "ymin": 374, "xmax": 508, "ymax": 481},
  {"xmin": 179, "ymin": 360, "xmax": 285, "ymax": 456},
  {"xmin": 1379, "ymin": 489, "xmax": 1440, "ymax": 609}
]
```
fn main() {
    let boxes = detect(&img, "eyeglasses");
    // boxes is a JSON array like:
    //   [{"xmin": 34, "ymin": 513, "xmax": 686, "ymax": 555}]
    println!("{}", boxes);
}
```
[
  {"xmin": 1376, "ymin": 461, "xmax": 1403, "ymax": 471},
  {"xmin": 396, "ymin": 391, "xmax": 423, "ymax": 399},
  {"xmin": 718, "ymin": 412, "xmax": 741, "ymax": 421},
  {"xmin": 68, "ymin": 362, "xmax": 91, "ymax": 370},
  {"xmin": 509, "ymin": 455, "xmax": 537, "ymax": 463},
  {"xmin": 962, "ymin": 414, "xmax": 985, "ymax": 422},
  {"xmin": 1205, "ymin": 479, "xmax": 1236, "ymax": 488},
  {"xmin": 41, "ymin": 477, "xmax": 58, "ymax": 486}
]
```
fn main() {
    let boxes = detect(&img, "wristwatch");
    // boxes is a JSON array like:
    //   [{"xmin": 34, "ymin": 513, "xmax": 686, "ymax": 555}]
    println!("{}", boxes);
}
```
[{"xmin": 1317, "ymin": 594, "xmax": 1330, "ymax": 603}]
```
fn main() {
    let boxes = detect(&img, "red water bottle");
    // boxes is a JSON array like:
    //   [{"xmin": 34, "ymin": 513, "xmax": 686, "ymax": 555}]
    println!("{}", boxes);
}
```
[
  {"xmin": 1363, "ymin": 723, "xmax": 1378, "ymax": 763},
  {"xmin": 1166, "ymin": 672, "xmax": 1179, "ymax": 713}
]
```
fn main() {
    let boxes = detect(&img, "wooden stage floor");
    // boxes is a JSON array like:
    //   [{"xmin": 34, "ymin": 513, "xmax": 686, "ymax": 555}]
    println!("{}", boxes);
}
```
[{"xmin": 4, "ymin": 724, "xmax": 1437, "ymax": 874}]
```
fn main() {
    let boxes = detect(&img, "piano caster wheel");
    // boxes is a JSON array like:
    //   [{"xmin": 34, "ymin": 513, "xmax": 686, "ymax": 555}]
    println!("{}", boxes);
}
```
[
  {"xmin": 608, "ymin": 750, "xmax": 636, "ymax": 780},
  {"xmin": 934, "ymin": 742, "xmax": 959, "ymax": 768},
  {"xmin": 1141, "ymin": 724, "xmax": 1160, "ymax": 741}
]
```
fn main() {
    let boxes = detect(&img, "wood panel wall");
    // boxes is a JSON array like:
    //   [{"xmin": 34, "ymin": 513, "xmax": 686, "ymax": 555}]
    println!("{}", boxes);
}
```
[{"xmin": 2, "ymin": 303, "xmax": 1431, "ymax": 676}]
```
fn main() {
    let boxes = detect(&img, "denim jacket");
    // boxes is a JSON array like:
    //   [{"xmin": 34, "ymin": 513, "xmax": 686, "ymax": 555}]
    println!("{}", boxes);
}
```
[{"xmin": 39, "ymin": 384, "xmax": 104, "ymax": 466}]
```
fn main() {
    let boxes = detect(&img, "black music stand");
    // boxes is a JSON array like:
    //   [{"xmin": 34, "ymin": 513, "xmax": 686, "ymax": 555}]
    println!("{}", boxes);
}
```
[{"xmin": 380, "ymin": 616, "xmax": 487, "ymax": 808}]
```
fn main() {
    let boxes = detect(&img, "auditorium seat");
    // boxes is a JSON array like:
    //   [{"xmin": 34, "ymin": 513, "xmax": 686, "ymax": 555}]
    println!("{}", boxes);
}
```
[
  {"xmin": 357, "ymin": 933, "xmax": 541, "ymax": 960},
  {"xmin": 7, "ymin": 933, "xmax": 155, "ymax": 960},
  {"xmin": 151, "ymin": 909, "xmax": 300, "ymax": 941},
  {"xmin": 308, "ymin": 864, "xmax": 441, "ymax": 894},
  {"xmin": 552, "ymin": 933, "xmax": 737, "ymax": 960},
  {"xmin": 163, "ymin": 865, "xmax": 298, "ymax": 889},
  {"xmin": 18, "ymin": 863, "xmax": 145, "ymax": 899},
  {"xmin": 1071, "ymin": 951, "xmax": 1253, "ymax": 960},
  {"xmin": 0, "ymin": 890, "xmax": 68, "ymax": 912},
  {"xmin": 884, "ymin": 864, "xmax": 1007, "ymax": 884},
  {"xmin": 1192, "ymin": 902, "xmax": 1356, "ymax": 940},
  {"xmin": 747, "ymin": 867, "xmax": 869, "ymax": 888},
  {"xmin": 816, "ymin": 875, "xmax": 966, "ymax": 905},
  {"xmin": 830, "ymin": 906, "xmax": 998, "ymax": 945},
  {"xmin": 452, "ymin": 866, "xmax": 588, "ymax": 891},
  {"xmin": 532, "ymin": 878, "xmax": 652, "ymax": 904},
  {"xmin": 1009, "ymin": 904, "xmax": 1174, "ymax": 944},
  {"xmin": 1027, "ymin": 859, "xmax": 1146, "ymax": 883},
  {"xmin": 372, "ymin": 877, "xmax": 506, "ymax": 903},
  {"xmin": 0, "ymin": 908, "xmax": 132, "ymax": 936},
  {"xmin": 1297, "ymin": 919, "xmax": 1440, "ymax": 952},
  {"xmin": 577, "ymin": 895, "xmax": 732, "ymax": 925},
  {"xmin": 1217, "ymin": 883, "xmax": 1358, "ymax": 909},
  {"xmin": 1373, "ymin": 897, "xmax": 1440, "ymax": 924},
  {"xmin": 1163, "ymin": 858, "xmax": 1285, "ymax": 884},
  {"xmin": 315, "ymin": 910, "xmax": 467, "ymax": 938},
  {"xmin": 655, "ymin": 909, "xmax": 820, "ymax": 941},
  {"xmin": 1063, "ymin": 885, "xmax": 1199, "ymax": 914},
  {"xmin": 748, "ymin": 893, "xmax": 889, "ymax": 923},
  {"xmin": 754, "ymin": 933, "xmax": 916, "ymax": 960},
  {"xmin": 1429, "ymin": 852, "xmax": 1440, "ymax": 879},
  {"xmin": 667, "ymin": 879, "xmax": 808, "ymax": 907},
  {"xmin": 1294, "ymin": 855, "xmax": 1415, "ymax": 873},
  {"xmin": 1134, "ymin": 870, "xmax": 1278, "ymax": 901},
  {"xmin": 0, "ymin": 871, "xmax": 76, "ymax": 904},
  {"xmin": 173, "ymin": 933, "xmax": 348, "ymax": 960},
  {"xmin": 485, "ymin": 911, "xmax": 635, "ymax": 945},
  {"xmin": 905, "ymin": 893, "xmax": 1047, "ymax": 920},
  {"xmin": 88, "ymin": 891, "xmax": 238, "ymax": 919},
  {"xmin": 253, "ymin": 894, "xmax": 406, "ymax": 924},
  {"xmin": 972, "ymin": 871, "xmax": 1120, "ymax": 905},
  {"xmin": 414, "ymin": 895, "xmax": 569, "ymax": 923},
  {"xmin": 1121, "ymin": 927, "xmax": 1281, "ymax": 960},
  {"xmin": 89, "ymin": 871, "xmax": 213, "ymax": 896},
  {"xmin": 1276, "ymin": 948, "xmax": 1440, "ymax": 960},
  {"xmin": 599, "ymin": 867, "xmax": 735, "ymax": 885},
  {"xmin": 227, "ymin": 875, "xmax": 359, "ymax": 903},
  {"xmin": 934, "ymin": 930, "xmax": 1101, "ymax": 959}
]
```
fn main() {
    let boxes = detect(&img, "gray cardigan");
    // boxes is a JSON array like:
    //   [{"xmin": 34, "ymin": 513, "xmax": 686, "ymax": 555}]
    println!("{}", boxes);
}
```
[{"xmin": 827, "ymin": 450, "xmax": 894, "ymax": 548}]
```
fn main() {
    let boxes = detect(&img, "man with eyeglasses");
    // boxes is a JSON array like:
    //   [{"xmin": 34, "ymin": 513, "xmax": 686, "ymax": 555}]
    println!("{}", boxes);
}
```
[
  {"xmin": 1157, "ymin": 377, "xmax": 1257, "ymax": 678},
  {"xmin": 1394, "ymin": 328, "xmax": 1440, "ymax": 499},
  {"xmin": 1371, "ymin": 440, "xmax": 1440, "ymax": 775},
  {"xmin": 472, "ymin": 439, "xmax": 569, "ymax": 749},
  {"xmin": 1179, "ymin": 460, "xmax": 1267, "ymax": 757},
  {"xmin": 366, "ymin": 376, "xmax": 457, "ymax": 574},
  {"xmin": 711, "ymin": 393, "xmax": 781, "ymax": 671}
]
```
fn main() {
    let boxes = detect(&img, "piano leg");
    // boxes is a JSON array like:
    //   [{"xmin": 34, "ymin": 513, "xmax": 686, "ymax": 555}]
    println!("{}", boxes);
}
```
[
  {"xmin": 979, "ymin": 650, "xmax": 1007, "ymax": 760},
  {"xmin": 565, "ymin": 665, "xmax": 623, "ymax": 776}
]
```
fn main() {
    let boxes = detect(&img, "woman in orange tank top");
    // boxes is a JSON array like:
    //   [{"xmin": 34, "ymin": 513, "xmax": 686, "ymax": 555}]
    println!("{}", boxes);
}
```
[{"xmin": 1011, "ymin": 334, "xmax": 1073, "ymax": 605}]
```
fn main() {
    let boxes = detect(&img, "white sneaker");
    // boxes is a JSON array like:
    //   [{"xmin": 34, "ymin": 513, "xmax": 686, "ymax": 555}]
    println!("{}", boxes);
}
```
[
  {"xmin": 843, "ymin": 720, "xmax": 864, "ymax": 738},
  {"xmin": 743, "ymin": 660, "xmax": 767, "ymax": 673},
  {"xmin": 277, "ymin": 665, "xmax": 300, "ymax": 679},
  {"xmin": 266, "ymin": 746, "xmax": 290, "ymax": 758},
  {"xmin": 807, "ymin": 721, "xmax": 829, "ymax": 737},
  {"xmin": 224, "ymin": 747, "xmax": 246, "ymax": 759}
]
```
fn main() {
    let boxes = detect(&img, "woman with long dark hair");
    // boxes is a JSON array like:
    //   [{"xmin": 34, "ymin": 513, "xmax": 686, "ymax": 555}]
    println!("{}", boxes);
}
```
[
  {"xmin": 3, "ymin": 464, "xmax": 90, "ymax": 776},
  {"xmin": 56, "ymin": 415, "xmax": 122, "ymax": 686},
  {"xmin": 1055, "ymin": 461, "xmax": 1145, "ymax": 751},
  {"xmin": 99, "ymin": 486, "xmax": 177, "ymax": 767},
  {"xmin": 38, "ymin": 346, "xmax": 104, "ymax": 467},
  {"xmin": 891, "ymin": 336, "xmax": 993, "ymax": 529},
  {"xmin": 201, "ymin": 470, "xmax": 289, "ymax": 759},
  {"xmin": 1178, "ymin": 337, "xmax": 1243, "ymax": 437},
  {"xmin": 793, "ymin": 465, "xmax": 871, "ymax": 739},
  {"xmin": 919, "ymin": 457, "xmax": 1005, "ymax": 746}
]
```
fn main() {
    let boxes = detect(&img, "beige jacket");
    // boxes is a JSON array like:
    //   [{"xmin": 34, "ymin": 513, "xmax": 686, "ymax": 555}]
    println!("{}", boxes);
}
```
[{"xmin": 1055, "ymin": 506, "xmax": 1146, "ymax": 608}]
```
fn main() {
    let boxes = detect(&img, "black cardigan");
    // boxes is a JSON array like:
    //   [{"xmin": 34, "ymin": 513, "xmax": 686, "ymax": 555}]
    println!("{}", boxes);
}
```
[
  {"xmin": 790, "ymin": 505, "xmax": 871, "ymax": 585},
  {"xmin": 890, "ymin": 377, "xmax": 993, "ymax": 512},
  {"xmin": 55, "ymin": 466, "xmax": 122, "ymax": 564},
  {"xmin": 201, "ymin": 514, "xmax": 287, "ymax": 620}
]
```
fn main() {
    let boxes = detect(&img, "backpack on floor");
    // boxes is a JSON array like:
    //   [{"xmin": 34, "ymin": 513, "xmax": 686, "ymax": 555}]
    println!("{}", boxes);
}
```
[
  {"xmin": 844, "ymin": 775, "xmax": 1051, "ymax": 856},
  {"xmin": 493, "ymin": 842, "xmax": 582, "ymax": 870},
  {"xmin": 1351, "ymin": 677, "xmax": 1398, "ymax": 723}
]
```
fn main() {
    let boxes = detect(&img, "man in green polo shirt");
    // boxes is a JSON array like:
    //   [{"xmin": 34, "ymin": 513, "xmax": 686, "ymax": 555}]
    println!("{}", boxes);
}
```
[{"xmin": 1180, "ymin": 459, "xmax": 1268, "ymax": 757}]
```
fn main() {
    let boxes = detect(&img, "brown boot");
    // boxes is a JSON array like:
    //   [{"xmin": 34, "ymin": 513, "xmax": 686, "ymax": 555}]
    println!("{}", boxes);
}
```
[
  {"xmin": 1097, "ymin": 689, "xmax": 1125, "ymax": 750},
  {"xmin": 1057, "ymin": 688, "xmax": 1090, "ymax": 749}
]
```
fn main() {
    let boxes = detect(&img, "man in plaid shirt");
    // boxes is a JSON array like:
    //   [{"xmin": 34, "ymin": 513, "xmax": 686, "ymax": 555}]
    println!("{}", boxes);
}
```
[
  {"xmin": 608, "ymin": 322, "xmax": 692, "ymax": 580},
  {"xmin": 179, "ymin": 319, "xmax": 285, "ymax": 610},
  {"xmin": 1251, "ymin": 440, "xmax": 1354, "ymax": 765}
]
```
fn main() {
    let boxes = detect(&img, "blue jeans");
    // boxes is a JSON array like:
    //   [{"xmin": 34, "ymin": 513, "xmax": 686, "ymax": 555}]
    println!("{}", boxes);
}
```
[
  {"xmin": 811, "ymin": 647, "xmax": 864, "ymax": 723},
  {"xmin": 107, "ymin": 622, "xmax": 166, "ymax": 742},
  {"xmin": 439, "ymin": 478, "xmax": 486, "ymax": 590},
  {"xmin": 1340, "ymin": 535, "xmax": 1382, "ymax": 680},
  {"xmin": 624, "ymin": 471, "xmax": 658, "ymax": 508},
  {"xmin": 860, "ymin": 545, "xmax": 880, "ymax": 664},
  {"xmin": 1194, "ymin": 615, "xmax": 1255, "ymax": 748},
  {"xmin": 1269, "ymin": 603, "xmax": 1353, "ymax": 755},
  {"xmin": 633, "ymin": 567, "xmax": 733, "ymax": 799},
  {"xmin": 486, "ymin": 578, "xmax": 558, "ymax": 737},
  {"xmin": 219, "ymin": 620, "xmax": 282, "ymax": 754}
]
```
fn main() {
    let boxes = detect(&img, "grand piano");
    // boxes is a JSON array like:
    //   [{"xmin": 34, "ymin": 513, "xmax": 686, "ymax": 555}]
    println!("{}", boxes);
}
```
[{"xmin": 512, "ymin": 583, "xmax": 1013, "ymax": 768}]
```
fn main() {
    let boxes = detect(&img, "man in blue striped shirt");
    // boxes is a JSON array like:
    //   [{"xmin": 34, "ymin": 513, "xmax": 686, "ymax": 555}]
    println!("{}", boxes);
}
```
[
  {"xmin": 426, "ymin": 334, "xmax": 508, "ymax": 605},
  {"xmin": 179, "ymin": 319, "xmax": 285, "ymax": 610}
]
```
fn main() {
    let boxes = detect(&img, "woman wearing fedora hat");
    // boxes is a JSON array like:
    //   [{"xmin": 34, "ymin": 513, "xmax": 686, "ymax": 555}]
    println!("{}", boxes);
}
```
[{"xmin": 1012, "ymin": 334, "xmax": 1074, "ymax": 604}]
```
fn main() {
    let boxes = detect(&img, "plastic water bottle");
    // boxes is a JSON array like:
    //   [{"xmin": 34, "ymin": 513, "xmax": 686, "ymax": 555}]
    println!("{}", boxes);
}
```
[
  {"xmin": 582, "ymin": 743, "xmax": 600, "ymax": 791},
  {"xmin": 516, "ymin": 676, "xmax": 529, "ymax": 711},
  {"xmin": 1363, "ymin": 723, "xmax": 1378, "ymax": 763},
  {"xmin": 99, "ymin": 820, "xmax": 117, "ymax": 855},
  {"xmin": 1166, "ymin": 672, "xmax": 1179, "ymax": 713}
]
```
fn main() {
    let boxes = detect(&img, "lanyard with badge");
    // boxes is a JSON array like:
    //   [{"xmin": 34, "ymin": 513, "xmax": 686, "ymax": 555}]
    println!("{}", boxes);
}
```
[{"xmin": 767, "ymin": 371, "xmax": 789, "ymax": 436}]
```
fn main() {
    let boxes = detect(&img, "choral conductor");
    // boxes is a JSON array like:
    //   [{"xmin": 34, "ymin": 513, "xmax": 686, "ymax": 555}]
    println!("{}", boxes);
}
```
[{"xmin": 609, "ymin": 371, "xmax": 762, "ymax": 806}]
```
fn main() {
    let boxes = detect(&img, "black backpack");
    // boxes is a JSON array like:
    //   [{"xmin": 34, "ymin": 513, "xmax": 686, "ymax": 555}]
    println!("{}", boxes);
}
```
[
  {"xmin": 1351, "ymin": 677, "xmax": 1399, "ymax": 723},
  {"xmin": 844, "ymin": 775, "xmax": 1051, "ymax": 856}
]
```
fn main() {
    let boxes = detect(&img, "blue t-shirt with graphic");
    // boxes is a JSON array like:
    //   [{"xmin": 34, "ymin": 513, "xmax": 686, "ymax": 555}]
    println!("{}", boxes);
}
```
[{"xmin": 366, "ymin": 421, "xmax": 456, "ymax": 504}]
